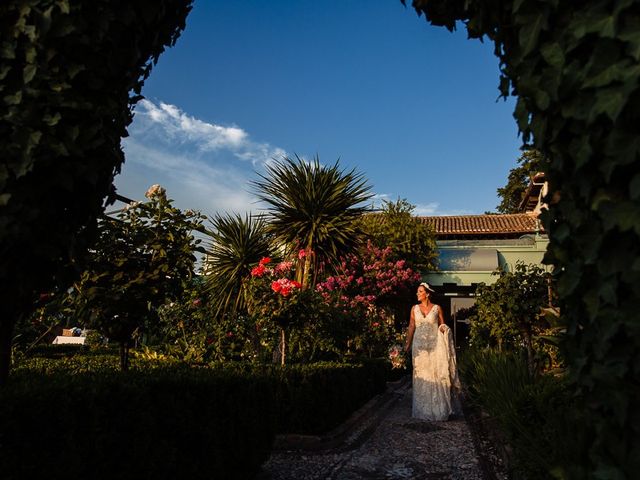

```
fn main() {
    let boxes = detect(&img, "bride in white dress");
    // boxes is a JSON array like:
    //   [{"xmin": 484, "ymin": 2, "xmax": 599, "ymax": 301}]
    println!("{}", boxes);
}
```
[{"xmin": 404, "ymin": 282, "xmax": 461, "ymax": 421}]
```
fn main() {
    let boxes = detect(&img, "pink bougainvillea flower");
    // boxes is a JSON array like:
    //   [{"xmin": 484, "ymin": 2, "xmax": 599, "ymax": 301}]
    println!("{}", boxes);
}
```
[
  {"xmin": 271, "ymin": 280, "xmax": 282, "ymax": 293},
  {"xmin": 192, "ymin": 298, "xmax": 202, "ymax": 306},
  {"xmin": 298, "ymin": 249, "xmax": 306, "ymax": 259},
  {"xmin": 226, "ymin": 331, "xmax": 234, "ymax": 337},
  {"xmin": 259, "ymin": 257, "xmax": 271, "ymax": 265}
]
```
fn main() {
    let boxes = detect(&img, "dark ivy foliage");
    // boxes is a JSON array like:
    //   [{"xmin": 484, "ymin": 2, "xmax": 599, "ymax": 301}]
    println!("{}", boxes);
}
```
[
  {"xmin": 403, "ymin": 0, "xmax": 639, "ymax": 477},
  {"xmin": 0, "ymin": 0, "xmax": 193, "ymax": 383}
]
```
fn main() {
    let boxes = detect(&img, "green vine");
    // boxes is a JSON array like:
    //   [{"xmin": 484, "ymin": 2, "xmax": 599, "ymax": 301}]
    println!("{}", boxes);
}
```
[
  {"xmin": 0, "ymin": 0, "xmax": 193, "ymax": 384},
  {"xmin": 403, "ymin": 0, "xmax": 639, "ymax": 477}
]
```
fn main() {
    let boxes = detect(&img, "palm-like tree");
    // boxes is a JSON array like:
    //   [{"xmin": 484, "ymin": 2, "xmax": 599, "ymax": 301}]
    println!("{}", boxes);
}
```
[
  {"xmin": 252, "ymin": 155, "xmax": 373, "ymax": 287},
  {"xmin": 204, "ymin": 213, "xmax": 272, "ymax": 318}
]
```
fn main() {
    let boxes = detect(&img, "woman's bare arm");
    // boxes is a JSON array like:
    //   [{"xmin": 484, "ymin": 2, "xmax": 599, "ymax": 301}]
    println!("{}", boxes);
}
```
[
  {"xmin": 405, "ymin": 307, "xmax": 416, "ymax": 352},
  {"xmin": 438, "ymin": 305, "xmax": 447, "ymax": 332}
]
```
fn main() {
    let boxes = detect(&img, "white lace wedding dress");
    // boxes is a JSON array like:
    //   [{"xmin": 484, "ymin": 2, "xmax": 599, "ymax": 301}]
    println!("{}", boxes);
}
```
[{"xmin": 411, "ymin": 304, "xmax": 461, "ymax": 421}]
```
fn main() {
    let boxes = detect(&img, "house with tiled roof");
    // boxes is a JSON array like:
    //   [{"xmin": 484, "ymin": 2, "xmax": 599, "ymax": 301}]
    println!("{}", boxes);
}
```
[{"xmin": 418, "ymin": 174, "xmax": 550, "ymax": 345}]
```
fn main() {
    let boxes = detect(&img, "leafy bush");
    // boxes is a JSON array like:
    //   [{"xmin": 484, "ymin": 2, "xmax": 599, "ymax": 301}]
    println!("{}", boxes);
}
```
[
  {"xmin": 459, "ymin": 349, "xmax": 586, "ymax": 479},
  {"xmin": 0, "ymin": 365, "xmax": 274, "ymax": 480}
]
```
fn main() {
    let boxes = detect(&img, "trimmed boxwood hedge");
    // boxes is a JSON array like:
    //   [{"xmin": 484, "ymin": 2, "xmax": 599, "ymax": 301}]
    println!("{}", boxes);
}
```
[
  {"xmin": 0, "ymin": 365, "xmax": 274, "ymax": 480},
  {"xmin": 268, "ymin": 359, "xmax": 388, "ymax": 434},
  {"xmin": 3, "ymin": 354, "xmax": 390, "ymax": 478}
]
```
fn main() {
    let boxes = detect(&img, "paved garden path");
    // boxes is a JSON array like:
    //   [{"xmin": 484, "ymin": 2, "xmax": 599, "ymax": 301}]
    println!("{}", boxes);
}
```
[{"xmin": 256, "ymin": 378, "xmax": 508, "ymax": 480}]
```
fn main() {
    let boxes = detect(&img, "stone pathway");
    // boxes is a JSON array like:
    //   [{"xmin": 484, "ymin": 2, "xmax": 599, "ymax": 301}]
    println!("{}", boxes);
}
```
[{"xmin": 257, "ymin": 379, "xmax": 508, "ymax": 480}]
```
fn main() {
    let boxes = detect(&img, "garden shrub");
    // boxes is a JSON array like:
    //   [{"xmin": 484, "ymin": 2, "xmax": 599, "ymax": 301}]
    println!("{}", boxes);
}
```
[
  {"xmin": 0, "ymin": 365, "xmax": 274, "ymax": 480},
  {"xmin": 459, "ymin": 348, "xmax": 586, "ymax": 479}
]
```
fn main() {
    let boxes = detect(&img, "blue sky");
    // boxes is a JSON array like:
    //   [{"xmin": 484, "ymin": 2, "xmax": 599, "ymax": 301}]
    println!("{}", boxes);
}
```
[{"xmin": 117, "ymin": 0, "xmax": 523, "ymax": 217}]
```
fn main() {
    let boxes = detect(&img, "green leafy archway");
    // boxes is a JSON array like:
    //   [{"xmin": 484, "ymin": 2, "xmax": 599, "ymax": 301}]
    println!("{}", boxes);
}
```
[{"xmin": 402, "ymin": 0, "xmax": 638, "ymax": 476}]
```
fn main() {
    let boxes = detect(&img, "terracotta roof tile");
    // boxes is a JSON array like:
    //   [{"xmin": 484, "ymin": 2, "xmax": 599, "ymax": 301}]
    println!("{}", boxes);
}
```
[{"xmin": 417, "ymin": 213, "xmax": 541, "ymax": 238}]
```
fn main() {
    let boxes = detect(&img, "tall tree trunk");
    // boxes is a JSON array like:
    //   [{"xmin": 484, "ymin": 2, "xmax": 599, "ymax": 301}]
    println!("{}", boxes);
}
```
[
  {"xmin": 522, "ymin": 326, "xmax": 534, "ymax": 376},
  {"xmin": 120, "ymin": 341, "xmax": 129, "ymax": 371}
]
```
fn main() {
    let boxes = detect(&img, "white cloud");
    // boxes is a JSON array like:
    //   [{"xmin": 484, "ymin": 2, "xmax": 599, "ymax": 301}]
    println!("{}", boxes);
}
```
[
  {"xmin": 116, "ymin": 100, "xmax": 287, "ymax": 217},
  {"xmin": 413, "ymin": 202, "xmax": 440, "ymax": 216},
  {"xmin": 139, "ymin": 99, "xmax": 246, "ymax": 149}
]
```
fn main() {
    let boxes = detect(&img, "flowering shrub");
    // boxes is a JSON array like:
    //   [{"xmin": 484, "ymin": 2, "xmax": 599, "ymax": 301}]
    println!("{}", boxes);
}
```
[
  {"xmin": 247, "ymin": 255, "xmax": 310, "ymax": 364},
  {"xmin": 316, "ymin": 241, "xmax": 421, "ymax": 357},
  {"xmin": 248, "ymin": 257, "xmax": 303, "ymax": 326},
  {"xmin": 317, "ymin": 242, "xmax": 421, "ymax": 310},
  {"xmin": 388, "ymin": 344, "xmax": 406, "ymax": 369}
]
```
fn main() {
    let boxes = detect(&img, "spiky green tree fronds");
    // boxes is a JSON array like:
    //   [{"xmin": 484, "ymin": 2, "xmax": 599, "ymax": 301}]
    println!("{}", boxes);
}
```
[
  {"xmin": 252, "ymin": 155, "xmax": 373, "ymax": 286},
  {"xmin": 204, "ymin": 213, "xmax": 272, "ymax": 318}
]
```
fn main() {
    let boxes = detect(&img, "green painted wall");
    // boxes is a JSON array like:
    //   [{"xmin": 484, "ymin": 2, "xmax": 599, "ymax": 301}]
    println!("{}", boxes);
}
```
[{"xmin": 424, "ymin": 234, "xmax": 549, "ymax": 287}]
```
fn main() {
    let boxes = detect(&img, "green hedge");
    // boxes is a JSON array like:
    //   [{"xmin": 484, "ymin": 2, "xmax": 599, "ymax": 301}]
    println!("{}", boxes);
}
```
[
  {"xmin": 0, "ymin": 365, "xmax": 274, "ymax": 480},
  {"xmin": 3, "ymin": 354, "xmax": 389, "ymax": 479},
  {"xmin": 269, "ymin": 359, "xmax": 387, "ymax": 434},
  {"xmin": 208, "ymin": 358, "xmax": 388, "ymax": 435}
]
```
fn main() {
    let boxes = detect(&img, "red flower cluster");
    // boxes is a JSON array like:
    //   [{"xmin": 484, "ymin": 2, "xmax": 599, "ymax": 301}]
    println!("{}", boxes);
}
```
[
  {"xmin": 271, "ymin": 278, "xmax": 302, "ymax": 297},
  {"xmin": 251, "ymin": 257, "xmax": 272, "ymax": 277},
  {"xmin": 251, "ymin": 264, "xmax": 267, "ymax": 277}
]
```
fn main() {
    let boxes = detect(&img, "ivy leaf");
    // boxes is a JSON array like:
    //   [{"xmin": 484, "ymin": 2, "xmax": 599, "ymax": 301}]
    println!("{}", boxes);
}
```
[
  {"xmin": 540, "ymin": 42, "xmax": 565, "ymax": 67},
  {"xmin": 519, "ymin": 12, "xmax": 546, "ymax": 57},
  {"xmin": 601, "ymin": 201, "xmax": 640, "ymax": 234},
  {"xmin": 589, "ymin": 87, "xmax": 625, "ymax": 122},
  {"xmin": 619, "ymin": 23, "xmax": 640, "ymax": 61},
  {"xmin": 584, "ymin": 62, "xmax": 639, "ymax": 89},
  {"xmin": 23, "ymin": 64, "xmax": 37, "ymax": 83},
  {"xmin": 3, "ymin": 91, "xmax": 22, "ymax": 105},
  {"xmin": 599, "ymin": 279, "xmax": 618, "ymax": 306},
  {"xmin": 43, "ymin": 112, "xmax": 61, "ymax": 126},
  {"xmin": 535, "ymin": 90, "xmax": 550, "ymax": 110}
]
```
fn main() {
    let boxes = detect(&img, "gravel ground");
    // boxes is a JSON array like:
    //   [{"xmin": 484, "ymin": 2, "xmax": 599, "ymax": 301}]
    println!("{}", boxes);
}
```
[{"xmin": 256, "ymin": 379, "xmax": 509, "ymax": 480}]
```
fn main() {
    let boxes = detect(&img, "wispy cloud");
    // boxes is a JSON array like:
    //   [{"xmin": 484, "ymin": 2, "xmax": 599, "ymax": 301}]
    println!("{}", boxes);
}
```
[
  {"xmin": 133, "ymin": 99, "xmax": 284, "ymax": 164},
  {"xmin": 413, "ymin": 202, "xmax": 440, "ymax": 216},
  {"xmin": 116, "ymin": 100, "xmax": 287, "ymax": 216}
]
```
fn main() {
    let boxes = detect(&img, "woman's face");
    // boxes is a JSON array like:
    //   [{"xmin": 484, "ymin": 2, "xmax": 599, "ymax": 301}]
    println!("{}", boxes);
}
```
[{"xmin": 416, "ymin": 286, "xmax": 428, "ymax": 302}]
